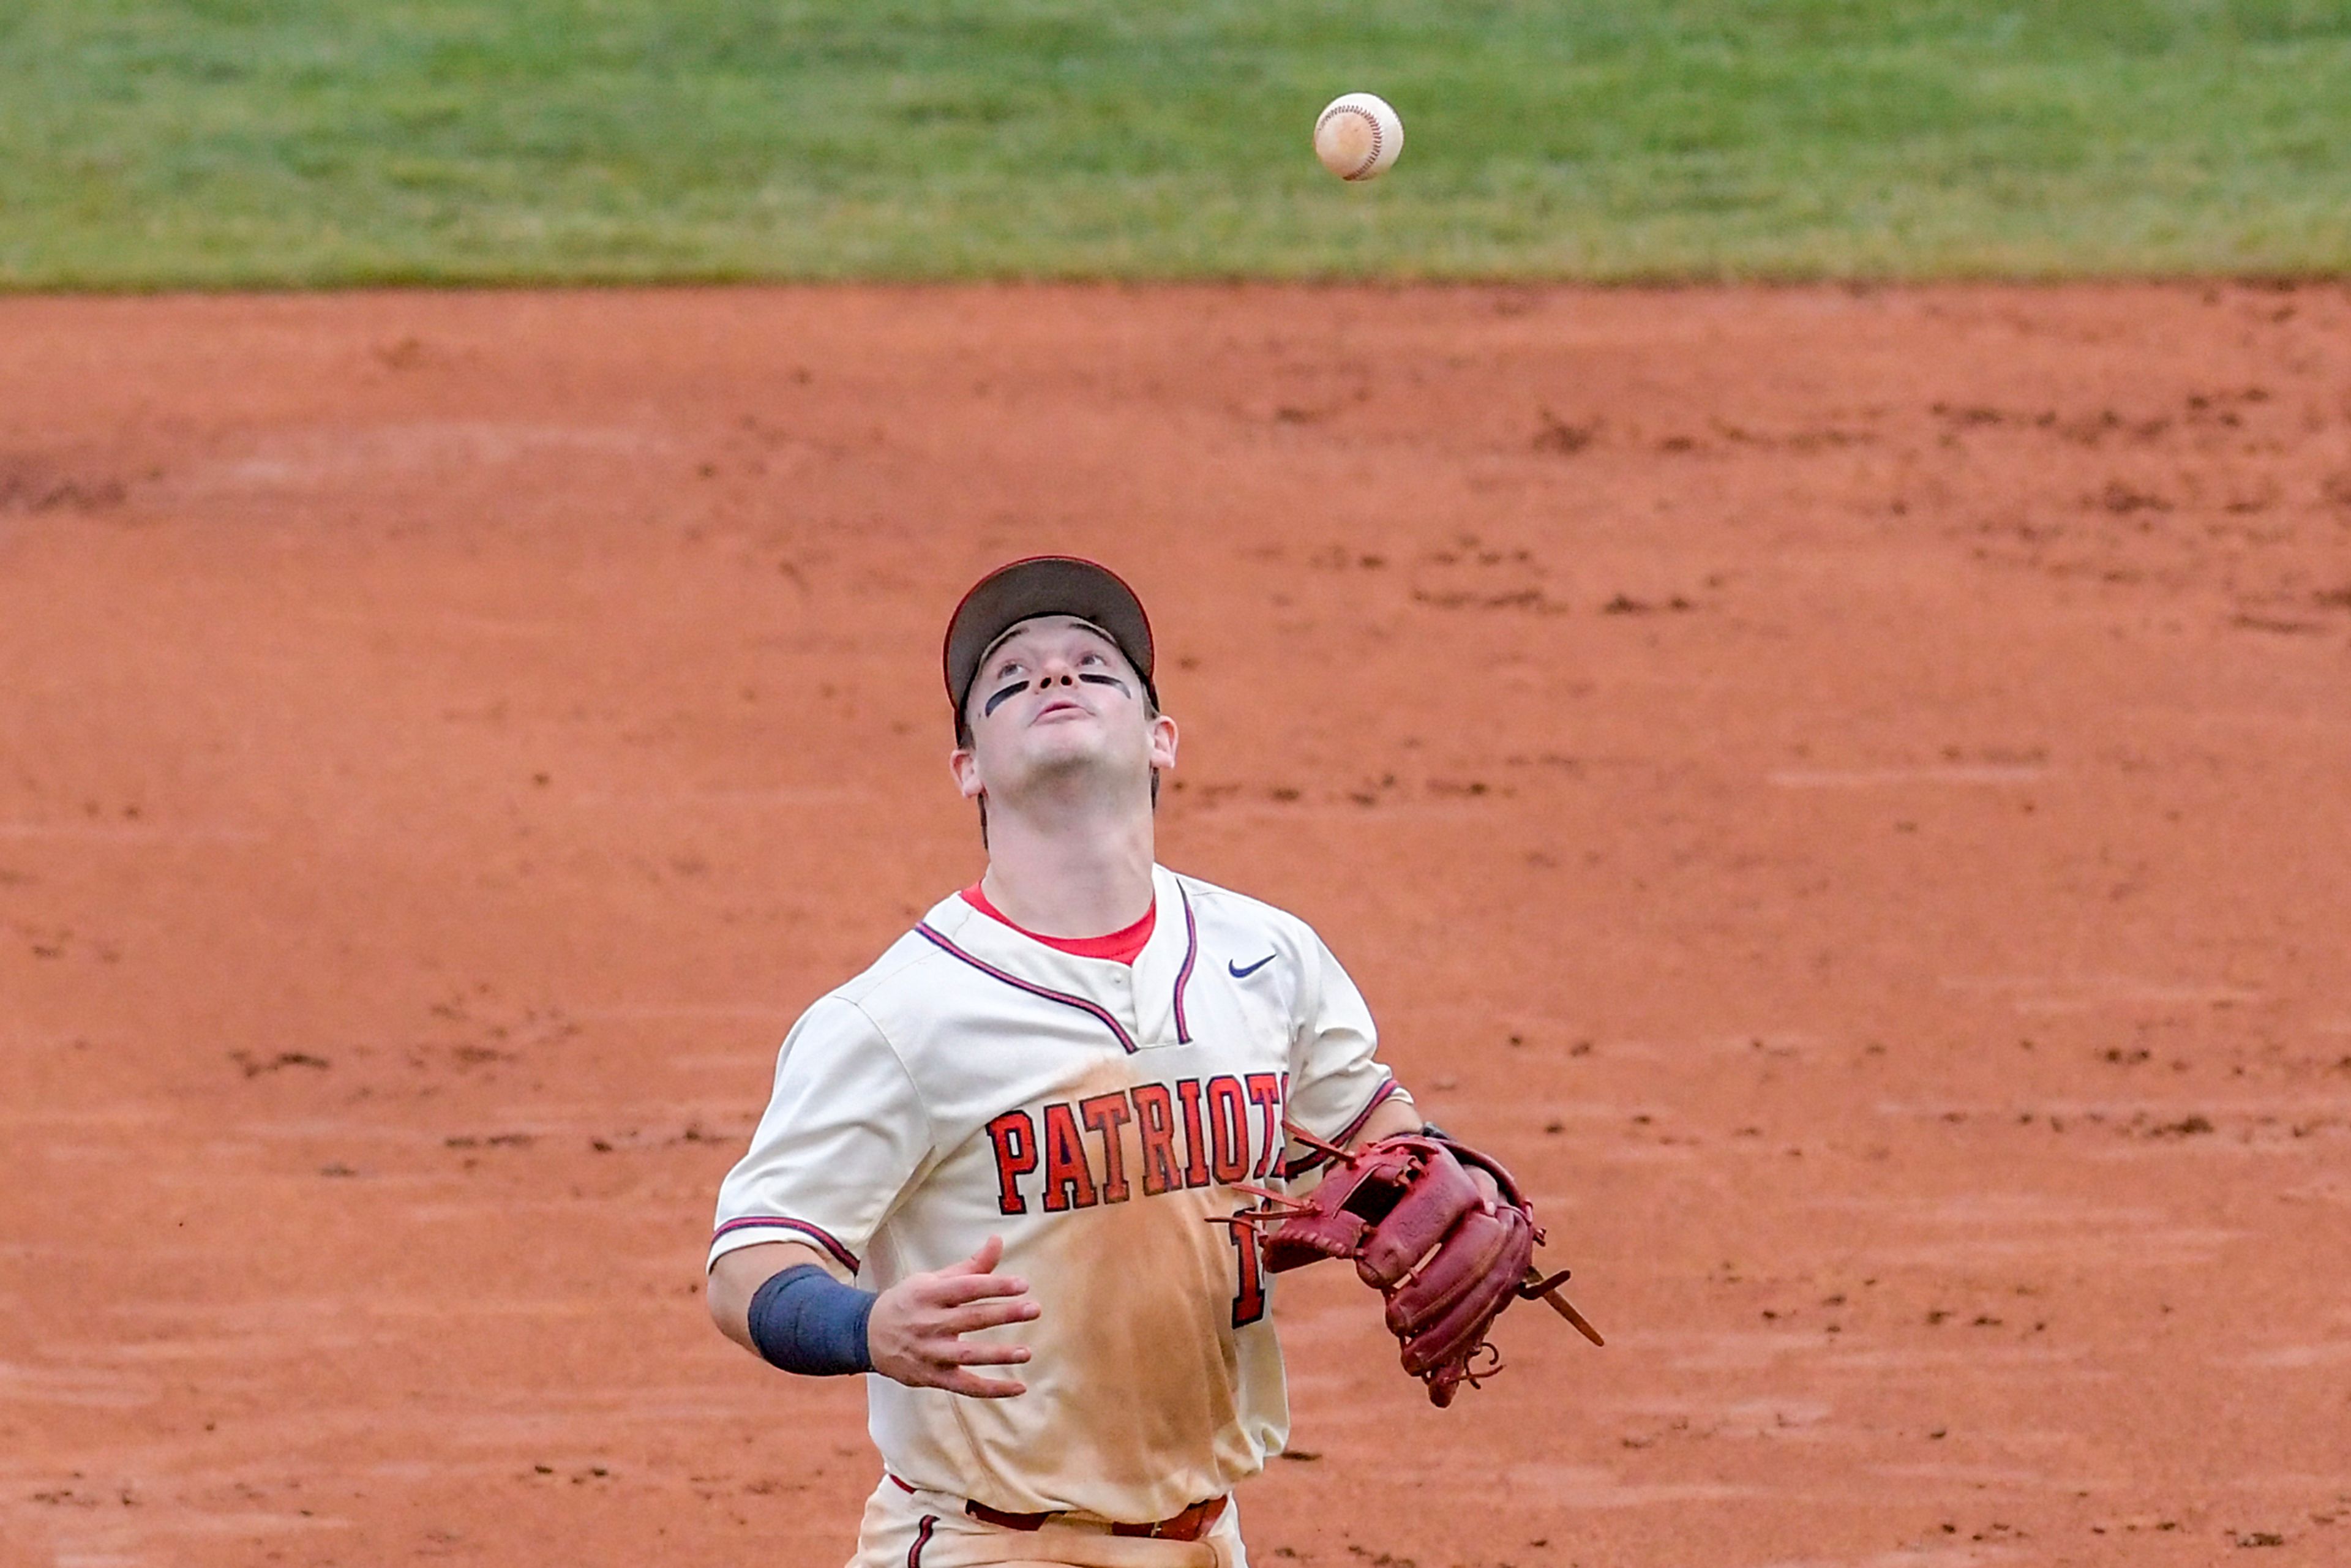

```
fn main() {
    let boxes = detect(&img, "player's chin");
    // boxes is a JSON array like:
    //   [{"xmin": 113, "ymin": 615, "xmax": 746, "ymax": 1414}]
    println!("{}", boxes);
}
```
[
  {"xmin": 1018, "ymin": 726, "xmax": 1119, "ymax": 770},
  {"xmin": 1008, "ymin": 722, "xmax": 1155, "ymax": 787}
]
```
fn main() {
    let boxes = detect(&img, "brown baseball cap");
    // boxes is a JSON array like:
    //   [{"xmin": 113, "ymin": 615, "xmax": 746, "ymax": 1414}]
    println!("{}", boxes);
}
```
[{"xmin": 943, "ymin": 555, "xmax": 1157, "ymax": 725}]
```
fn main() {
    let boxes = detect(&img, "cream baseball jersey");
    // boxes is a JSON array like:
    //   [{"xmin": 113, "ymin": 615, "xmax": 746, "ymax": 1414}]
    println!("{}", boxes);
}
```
[{"xmin": 710, "ymin": 863, "xmax": 1406, "ymax": 1523}]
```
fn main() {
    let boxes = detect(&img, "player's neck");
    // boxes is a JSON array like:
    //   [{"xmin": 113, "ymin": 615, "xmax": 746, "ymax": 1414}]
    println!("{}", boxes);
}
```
[{"xmin": 978, "ymin": 801, "xmax": 1155, "ymax": 939}]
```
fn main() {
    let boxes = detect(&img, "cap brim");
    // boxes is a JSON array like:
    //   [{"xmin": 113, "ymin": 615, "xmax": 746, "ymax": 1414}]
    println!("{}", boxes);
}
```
[{"xmin": 944, "ymin": 557, "xmax": 1155, "ymax": 721}]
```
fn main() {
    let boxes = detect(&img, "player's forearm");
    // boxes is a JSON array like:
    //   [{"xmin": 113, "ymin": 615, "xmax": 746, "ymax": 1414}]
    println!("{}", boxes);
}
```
[
  {"xmin": 707, "ymin": 1237, "xmax": 1036, "ymax": 1397},
  {"xmin": 707, "ymin": 1239, "xmax": 842, "ymax": 1353},
  {"xmin": 1350, "ymin": 1093, "xmax": 1426, "ymax": 1149}
]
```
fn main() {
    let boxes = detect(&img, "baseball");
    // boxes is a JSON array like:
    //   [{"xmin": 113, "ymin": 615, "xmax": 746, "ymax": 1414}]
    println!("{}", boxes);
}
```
[{"xmin": 1313, "ymin": 92, "xmax": 1404, "ymax": 182}]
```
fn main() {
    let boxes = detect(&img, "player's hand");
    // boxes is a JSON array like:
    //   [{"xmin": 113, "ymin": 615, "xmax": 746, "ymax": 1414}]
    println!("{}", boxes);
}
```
[{"xmin": 866, "ymin": 1235, "xmax": 1040, "ymax": 1398}]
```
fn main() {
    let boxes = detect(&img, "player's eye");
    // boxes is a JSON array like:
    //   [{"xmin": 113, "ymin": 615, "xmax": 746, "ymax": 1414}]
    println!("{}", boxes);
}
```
[{"xmin": 1079, "ymin": 651, "xmax": 1106, "ymax": 667}]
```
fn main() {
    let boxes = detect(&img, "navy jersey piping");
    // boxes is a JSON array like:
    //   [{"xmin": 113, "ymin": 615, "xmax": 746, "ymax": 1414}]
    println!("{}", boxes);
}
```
[
  {"xmin": 710, "ymin": 1215, "xmax": 861, "ymax": 1272},
  {"xmin": 1171, "ymin": 881, "xmax": 1199, "ymax": 1043},
  {"xmin": 912, "ymin": 922, "xmax": 1140, "ymax": 1053}
]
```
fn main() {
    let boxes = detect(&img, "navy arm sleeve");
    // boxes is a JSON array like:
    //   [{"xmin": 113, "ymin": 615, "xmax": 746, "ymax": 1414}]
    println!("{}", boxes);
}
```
[{"xmin": 746, "ymin": 1264, "xmax": 877, "ymax": 1376}]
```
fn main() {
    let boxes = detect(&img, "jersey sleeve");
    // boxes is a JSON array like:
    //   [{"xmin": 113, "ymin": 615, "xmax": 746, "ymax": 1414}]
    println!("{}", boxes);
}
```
[
  {"xmin": 1280, "ymin": 931, "xmax": 1412, "ymax": 1179},
  {"xmin": 708, "ymin": 995, "xmax": 934, "ymax": 1277}
]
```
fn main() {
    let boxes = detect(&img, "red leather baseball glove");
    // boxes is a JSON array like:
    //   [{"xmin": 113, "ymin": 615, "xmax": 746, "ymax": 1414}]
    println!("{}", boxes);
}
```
[{"xmin": 1226, "ymin": 1128, "xmax": 1592, "ymax": 1406}]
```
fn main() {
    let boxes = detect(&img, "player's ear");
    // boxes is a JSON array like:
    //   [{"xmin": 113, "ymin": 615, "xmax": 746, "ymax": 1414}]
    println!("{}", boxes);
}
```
[
  {"xmin": 949, "ymin": 745, "xmax": 985, "ymax": 801},
  {"xmin": 1147, "ymin": 713, "xmax": 1178, "ymax": 773}
]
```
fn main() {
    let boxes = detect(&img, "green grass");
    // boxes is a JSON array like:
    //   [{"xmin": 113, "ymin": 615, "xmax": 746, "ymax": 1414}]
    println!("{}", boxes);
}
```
[{"xmin": 4, "ymin": 1, "xmax": 2351, "ymax": 286}]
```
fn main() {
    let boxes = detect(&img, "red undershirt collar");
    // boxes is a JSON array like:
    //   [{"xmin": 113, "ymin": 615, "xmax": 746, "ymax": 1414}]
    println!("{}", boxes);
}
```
[{"xmin": 959, "ymin": 881, "xmax": 1157, "ymax": 966}]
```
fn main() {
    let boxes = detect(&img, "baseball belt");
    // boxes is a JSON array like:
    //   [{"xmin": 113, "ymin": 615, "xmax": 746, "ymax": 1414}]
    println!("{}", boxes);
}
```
[
  {"xmin": 966, "ymin": 1495, "xmax": 1226, "ymax": 1542},
  {"xmin": 889, "ymin": 1476, "xmax": 1227, "ymax": 1542}
]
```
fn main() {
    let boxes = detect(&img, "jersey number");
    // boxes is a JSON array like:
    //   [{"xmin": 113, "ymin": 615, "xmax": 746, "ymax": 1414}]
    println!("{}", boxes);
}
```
[{"xmin": 1228, "ymin": 1226, "xmax": 1267, "ymax": 1327}]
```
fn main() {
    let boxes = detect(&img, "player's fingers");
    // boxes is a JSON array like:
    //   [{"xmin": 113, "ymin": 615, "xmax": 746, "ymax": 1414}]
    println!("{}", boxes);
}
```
[
  {"xmin": 942, "ymin": 1235, "xmax": 1005, "ymax": 1277},
  {"xmin": 929, "ymin": 1272, "xmax": 1031, "ymax": 1307},
  {"xmin": 940, "ymin": 1298, "xmax": 1040, "ymax": 1335},
  {"xmin": 937, "ymin": 1368, "xmax": 1027, "ymax": 1399},
  {"xmin": 938, "ymin": 1338, "xmax": 1032, "ymax": 1367}
]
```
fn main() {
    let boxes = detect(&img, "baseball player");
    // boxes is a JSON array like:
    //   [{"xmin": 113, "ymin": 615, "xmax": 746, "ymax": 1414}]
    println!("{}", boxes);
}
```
[{"xmin": 706, "ymin": 557, "xmax": 1561, "ymax": 1567}]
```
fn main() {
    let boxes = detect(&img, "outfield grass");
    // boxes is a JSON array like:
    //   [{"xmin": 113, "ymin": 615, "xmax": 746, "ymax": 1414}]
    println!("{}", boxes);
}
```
[{"xmin": 4, "ymin": 1, "xmax": 2350, "ymax": 287}]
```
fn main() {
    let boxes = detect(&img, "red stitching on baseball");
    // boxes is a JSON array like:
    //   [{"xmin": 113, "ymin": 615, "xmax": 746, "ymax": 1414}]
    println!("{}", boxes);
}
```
[{"xmin": 1318, "ymin": 104, "xmax": 1384, "ymax": 180}]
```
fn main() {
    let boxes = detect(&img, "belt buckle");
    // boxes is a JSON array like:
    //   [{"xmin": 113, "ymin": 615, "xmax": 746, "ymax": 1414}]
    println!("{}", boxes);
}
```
[
  {"xmin": 1111, "ymin": 1514, "xmax": 1175, "ymax": 1540},
  {"xmin": 1130, "ymin": 1496, "xmax": 1217, "ymax": 1541}
]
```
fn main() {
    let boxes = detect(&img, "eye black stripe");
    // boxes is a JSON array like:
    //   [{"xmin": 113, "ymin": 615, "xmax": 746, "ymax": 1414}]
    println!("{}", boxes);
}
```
[
  {"xmin": 982, "ymin": 680, "xmax": 1030, "ymax": 717},
  {"xmin": 1075, "ymin": 672, "xmax": 1129, "ymax": 694}
]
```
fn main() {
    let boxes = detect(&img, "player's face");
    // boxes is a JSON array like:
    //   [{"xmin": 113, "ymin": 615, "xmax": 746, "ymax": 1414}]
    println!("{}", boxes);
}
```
[{"xmin": 951, "ymin": 617, "xmax": 1176, "ymax": 805}]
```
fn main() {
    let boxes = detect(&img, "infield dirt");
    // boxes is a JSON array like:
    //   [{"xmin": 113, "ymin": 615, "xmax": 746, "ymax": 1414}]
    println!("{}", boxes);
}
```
[{"xmin": 2, "ymin": 283, "xmax": 2348, "ymax": 1567}]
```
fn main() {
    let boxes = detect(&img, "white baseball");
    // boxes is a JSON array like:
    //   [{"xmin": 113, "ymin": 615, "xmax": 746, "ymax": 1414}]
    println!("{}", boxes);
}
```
[{"xmin": 1313, "ymin": 92, "xmax": 1404, "ymax": 182}]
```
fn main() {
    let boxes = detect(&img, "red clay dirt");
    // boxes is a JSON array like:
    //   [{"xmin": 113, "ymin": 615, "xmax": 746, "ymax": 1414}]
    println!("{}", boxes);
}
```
[{"xmin": 2, "ymin": 283, "xmax": 2349, "ymax": 1568}]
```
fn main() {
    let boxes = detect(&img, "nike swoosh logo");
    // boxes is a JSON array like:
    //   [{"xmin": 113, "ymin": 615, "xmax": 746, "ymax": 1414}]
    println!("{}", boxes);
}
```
[{"xmin": 1228, "ymin": 953, "xmax": 1277, "ymax": 978}]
